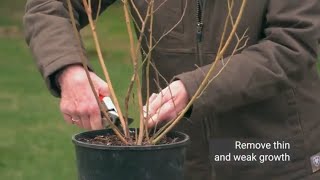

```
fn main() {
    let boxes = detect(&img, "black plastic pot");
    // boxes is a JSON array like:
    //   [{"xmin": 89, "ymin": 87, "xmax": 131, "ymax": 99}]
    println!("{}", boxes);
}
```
[{"xmin": 72, "ymin": 129, "xmax": 190, "ymax": 180}]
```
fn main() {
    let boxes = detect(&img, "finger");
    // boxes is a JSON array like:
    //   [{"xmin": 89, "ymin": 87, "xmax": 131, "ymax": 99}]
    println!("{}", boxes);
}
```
[
  {"xmin": 143, "ymin": 103, "xmax": 156, "ymax": 119},
  {"xmin": 90, "ymin": 107, "xmax": 103, "ymax": 130},
  {"xmin": 60, "ymin": 100, "xmax": 72, "ymax": 123},
  {"xmin": 62, "ymin": 102, "xmax": 84, "ymax": 128},
  {"xmin": 61, "ymin": 101, "xmax": 82, "ymax": 126},
  {"xmin": 143, "ymin": 104, "xmax": 156, "ymax": 119},
  {"xmin": 72, "ymin": 115, "xmax": 82, "ymax": 127},
  {"xmin": 98, "ymin": 86, "xmax": 109, "ymax": 97},
  {"xmin": 148, "ymin": 101, "xmax": 175, "ymax": 128},
  {"xmin": 95, "ymin": 76, "xmax": 110, "ymax": 97},
  {"xmin": 148, "ymin": 92, "xmax": 171, "ymax": 117},
  {"xmin": 77, "ymin": 105, "xmax": 91, "ymax": 129},
  {"xmin": 73, "ymin": 120, "xmax": 82, "ymax": 127},
  {"xmin": 143, "ymin": 106, "xmax": 148, "ymax": 118},
  {"xmin": 143, "ymin": 93, "xmax": 158, "ymax": 118},
  {"xmin": 147, "ymin": 115, "xmax": 158, "ymax": 128},
  {"xmin": 79, "ymin": 114, "xmax": 91, "ymax": 130},
  {"xmin": 148, "ymin": 93, "xmax": 158, "ymax": 104},
  {"xmin": 148, "ymin": 112, "xmax": 161, "ymax": 128},
  {"xmin": 63, "ymin": 114, "xmax": 73, "ymax": 124}
]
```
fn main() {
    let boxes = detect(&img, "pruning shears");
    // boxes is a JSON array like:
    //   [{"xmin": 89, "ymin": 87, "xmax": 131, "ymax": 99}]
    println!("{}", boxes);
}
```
[{"xmin": 99, "ymin": 95, "xmax": 134, "ymax": 128}]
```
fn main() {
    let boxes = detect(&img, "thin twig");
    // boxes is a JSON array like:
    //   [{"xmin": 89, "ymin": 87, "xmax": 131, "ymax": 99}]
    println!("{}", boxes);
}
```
[
  {"xmin": 129, "ymin": 0, "xmax": 143, "ymax": 23},
  {"xmin": 123, "ymin": 0, "xmax": 152, "ymax": 145},
  {"xmin": 203, "ymin": 30, "xmax": 249, "ymax": 94},
  {"xmin": 144, "ymin": 0, "xmax": 155, "ymax": 143},
  {"xmin": 94, "ymin": 0, "xmax": 102, "ymax": 25},
  {"xmin": 82, "ymin": 0, "xmax": 129, "ymax": 137},
  {"xmin": 66, "ymin": 0, "xmax": 127, "ymax": 144}
]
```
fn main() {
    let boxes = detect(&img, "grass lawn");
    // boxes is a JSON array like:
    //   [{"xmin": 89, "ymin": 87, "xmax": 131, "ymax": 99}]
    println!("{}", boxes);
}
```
[{"xmin": 0, "ymin": 3, "xmax": 135, "ymax": 180}]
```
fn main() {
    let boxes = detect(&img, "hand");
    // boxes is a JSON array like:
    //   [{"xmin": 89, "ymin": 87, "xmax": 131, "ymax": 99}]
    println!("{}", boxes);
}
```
[
  {"xmin": 144, "ymin": 80, "xmax": 189, "ymax": 128},
  {"xmin": 58, "ymin": 65, "xmax": 109, "ymax": 130}
]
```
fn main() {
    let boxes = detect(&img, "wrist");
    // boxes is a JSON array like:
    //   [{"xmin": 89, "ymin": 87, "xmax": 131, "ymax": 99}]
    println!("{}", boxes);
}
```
[{"xmin": 56, "ymin": 64, "xmax": 84, "ymax": 90}]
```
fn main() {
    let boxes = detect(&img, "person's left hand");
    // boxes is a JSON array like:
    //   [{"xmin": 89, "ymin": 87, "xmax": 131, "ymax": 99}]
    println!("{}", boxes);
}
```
[{"xmin": 143, "ymin": 80, "xmax": 189, "ymax": 128}]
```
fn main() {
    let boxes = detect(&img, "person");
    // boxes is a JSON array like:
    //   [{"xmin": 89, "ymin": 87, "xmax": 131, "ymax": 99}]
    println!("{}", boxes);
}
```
[{"xmin": 24, "ymin": 0, "xmax": 320, "ymax": 179}]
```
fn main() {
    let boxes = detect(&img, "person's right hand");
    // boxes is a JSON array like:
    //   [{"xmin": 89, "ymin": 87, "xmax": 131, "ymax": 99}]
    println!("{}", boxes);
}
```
[{"xmin": 58, "ymin": 65, "xmax": 109, "ymax": 130}]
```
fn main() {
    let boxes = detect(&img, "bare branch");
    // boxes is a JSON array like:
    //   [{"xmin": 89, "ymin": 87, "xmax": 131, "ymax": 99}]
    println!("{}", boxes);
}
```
[
  {"xmin": 152, "ymin": 0, "xmax": 169, "ymax": 14},
  {"xmin": 123, "ymin": 0, "xmax": 154, "ymax": 145},
  {"xmin": 66, "ymin": 0, "xmax": 127, "ymax": 144},
  {"xmin": 82, "ymin": 0, "xmax": 129, "ymax": 137}
]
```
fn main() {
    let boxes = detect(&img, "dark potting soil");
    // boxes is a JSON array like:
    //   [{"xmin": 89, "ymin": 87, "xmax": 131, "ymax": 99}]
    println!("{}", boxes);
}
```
[{"xmin": 79, "ymin": 133, "xmax": 179, "ymax": 146}]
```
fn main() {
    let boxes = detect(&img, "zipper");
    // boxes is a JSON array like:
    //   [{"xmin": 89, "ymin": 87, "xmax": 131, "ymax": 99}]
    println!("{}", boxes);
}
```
[
  {"xmin": 196, "ymin": 0, "xmax": 206, "ymax": 66},
  {"xmin": 196, "ymin": 0, "xmax": 204, "ymax": 43},
  {"xmin": 196, "ymin": 0, "xmax": 211, "ymax": 142}
]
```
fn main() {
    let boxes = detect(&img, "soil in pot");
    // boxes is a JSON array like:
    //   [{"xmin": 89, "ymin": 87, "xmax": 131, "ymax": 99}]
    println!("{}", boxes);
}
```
[{"xmin": 78, "ymin": 130, "xmax": 179, "ymax": 146}]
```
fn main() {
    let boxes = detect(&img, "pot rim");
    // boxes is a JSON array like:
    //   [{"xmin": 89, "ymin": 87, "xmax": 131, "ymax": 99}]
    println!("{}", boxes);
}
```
[{"xmin": 72, "ymin": 129, "xmax": 190, "ymax": 150}]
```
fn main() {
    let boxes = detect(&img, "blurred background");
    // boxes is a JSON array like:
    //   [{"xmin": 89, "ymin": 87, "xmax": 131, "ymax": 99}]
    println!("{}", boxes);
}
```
[
  {"xmin": 0, "ymin": 1, "xmax": 133, "ymax": 179},
  {"xmin": 0, "ymin": 1, "xmax": 319, "ymax": 180}
]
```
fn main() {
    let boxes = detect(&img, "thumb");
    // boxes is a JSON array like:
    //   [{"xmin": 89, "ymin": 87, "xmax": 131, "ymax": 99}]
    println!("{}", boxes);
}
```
[
  {"xmin": 91, "ymin": 73, "xmax": 109, "ymax": 97},
  {"xmin": 98, "ymin": 83, "xmax": 109, "ymax": 97}
]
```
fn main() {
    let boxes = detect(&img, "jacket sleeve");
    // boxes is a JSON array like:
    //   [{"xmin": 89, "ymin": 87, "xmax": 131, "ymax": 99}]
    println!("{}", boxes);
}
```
[
  {"xmin": 23, "ymin": 0, "xmax": 116, "ymax": 96},
  {"xmin": 176, "ymin": 0, "xmax": 320, "ymax": 114}
]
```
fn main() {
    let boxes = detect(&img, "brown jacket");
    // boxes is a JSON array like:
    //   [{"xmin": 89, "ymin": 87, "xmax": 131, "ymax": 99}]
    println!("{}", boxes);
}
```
[{"xmin": 24, "ymin": 0, "xmax": 320, "ymax": 179}]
